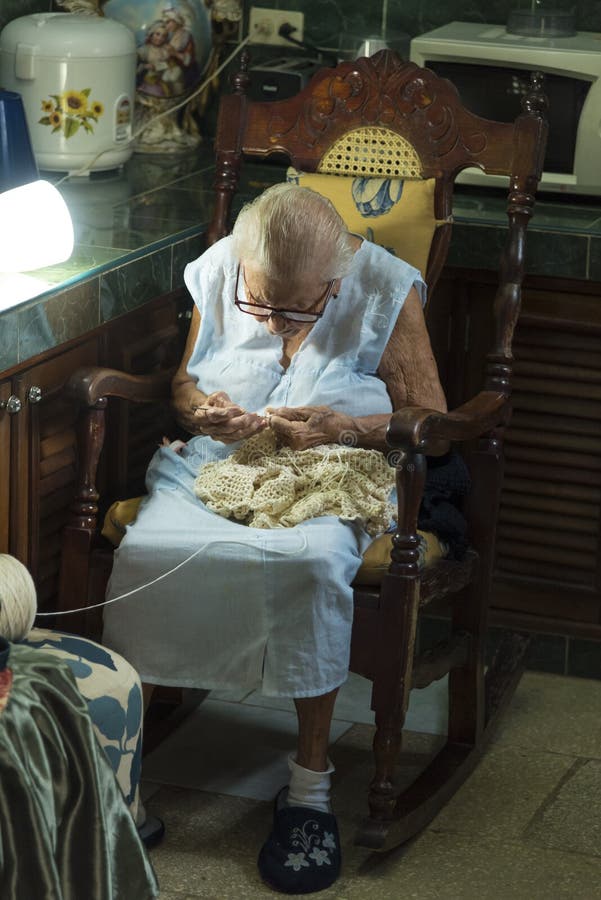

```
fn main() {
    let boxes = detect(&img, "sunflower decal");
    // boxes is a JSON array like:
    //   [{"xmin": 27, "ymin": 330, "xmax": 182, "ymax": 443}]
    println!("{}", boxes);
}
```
[
  {"xmin": 38, "ymin": 88, "xmax": 105, "ymax": 138},
  {"xmin": 62, "ymin": 89, "xmax": 88, "ymax": 115}
]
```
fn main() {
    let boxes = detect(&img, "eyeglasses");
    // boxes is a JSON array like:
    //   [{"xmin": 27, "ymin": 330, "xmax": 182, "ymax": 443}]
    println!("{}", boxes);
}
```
[{"xmin": 234, "ymin": 265, "xmax": 336, "ymax": 324}]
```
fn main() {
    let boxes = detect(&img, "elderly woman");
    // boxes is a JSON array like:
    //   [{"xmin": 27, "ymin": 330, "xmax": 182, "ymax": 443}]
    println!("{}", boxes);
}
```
[{"xmin": 102, "ymin": 182, "xmax": 446, "ymax": 894}]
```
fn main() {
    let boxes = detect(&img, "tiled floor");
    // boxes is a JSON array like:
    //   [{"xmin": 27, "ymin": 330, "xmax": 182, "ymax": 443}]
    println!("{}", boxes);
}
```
[{"xmin": 140, "ymin": 671, "xmax": 601, "ymax": 899}]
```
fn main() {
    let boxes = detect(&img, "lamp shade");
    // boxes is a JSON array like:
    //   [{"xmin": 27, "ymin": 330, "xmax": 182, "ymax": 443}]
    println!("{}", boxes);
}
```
[
  {"xmin": 0, "ymin": 180, "xmax": 74, "ymax": 273},
  {"xmin": 0, "ymin": 89, "xmax": 38, "ymax": 192}
]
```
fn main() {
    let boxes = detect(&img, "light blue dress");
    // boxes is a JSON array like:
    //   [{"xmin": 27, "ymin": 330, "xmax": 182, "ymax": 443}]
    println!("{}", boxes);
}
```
[{"xmin": 102, "ymin": 236, "xmax": 424, "ymax": 697}]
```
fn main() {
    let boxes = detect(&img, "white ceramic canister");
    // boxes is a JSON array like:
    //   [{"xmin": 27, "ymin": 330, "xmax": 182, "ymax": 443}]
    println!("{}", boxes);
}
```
[{"xmin": 0, "ymin": 12, "xmax": 137, "ymax": 173}]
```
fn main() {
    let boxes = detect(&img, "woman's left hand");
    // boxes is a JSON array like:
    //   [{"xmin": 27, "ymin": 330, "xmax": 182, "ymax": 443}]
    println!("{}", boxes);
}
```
[{"xmin": 266, "ymin": 405, "xmax": 355, "ymax": 450}]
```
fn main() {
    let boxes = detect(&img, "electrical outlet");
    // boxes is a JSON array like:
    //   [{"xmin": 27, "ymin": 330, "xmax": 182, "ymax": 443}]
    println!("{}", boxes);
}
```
[{"xmin": 249, "ymin": 7, "xmax": 304, "ymax": 46}]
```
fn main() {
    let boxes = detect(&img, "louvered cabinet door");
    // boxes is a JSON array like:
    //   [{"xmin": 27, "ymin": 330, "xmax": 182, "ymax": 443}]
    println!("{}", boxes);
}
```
[
  {"xmin": 10, "ymin": 339, "xmax": 100, "ymax": 612},
  {"xmin": 493, "ymin": 300, "xmax": 601, "ymax": 628}
]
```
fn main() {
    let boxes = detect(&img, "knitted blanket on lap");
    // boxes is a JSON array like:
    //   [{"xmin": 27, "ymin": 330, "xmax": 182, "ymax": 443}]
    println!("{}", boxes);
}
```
[{"xmin": 194, "ymin": 430, "xmax": 395, "ymax": 536}]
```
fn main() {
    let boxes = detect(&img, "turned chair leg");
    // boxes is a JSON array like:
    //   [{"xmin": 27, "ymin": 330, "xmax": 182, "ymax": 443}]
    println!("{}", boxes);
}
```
[
  {"xmin": 448, "ymin": 584, "xmax": 486, "ymax": 746},
  {"xmin": 369, "ymin": 715, "xmax": 404, "ymax": 819},
  {"xmin": 368, "ymin": 578, "xmax": 420, "ymax": 821}
]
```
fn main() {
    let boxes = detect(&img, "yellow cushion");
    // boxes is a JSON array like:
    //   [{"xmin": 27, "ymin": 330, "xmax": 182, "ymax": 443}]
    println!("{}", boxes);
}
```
[
  {"xmin": 353, "ymin": 530, "xmax": 445, "ymax": 586},
  {"xmin": 102, "ymin": 496, "xmax": 445, "ymax": 585},
  {"xmin": 101, "ymin": 497, "xmax": 144, "ymax": 545},
  {"xmin": 286, "ymin": 168, "xmax": 445, "ymax": 277}
]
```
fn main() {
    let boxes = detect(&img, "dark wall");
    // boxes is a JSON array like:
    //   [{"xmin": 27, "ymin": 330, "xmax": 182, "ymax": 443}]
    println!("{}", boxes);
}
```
[
  {"xmin": 2, "ymin": 2, "xmax": 599, "ymax": 43},
  {"xmin": 240, "ymin": 0, "xmax": 601, "ymax": 50}
]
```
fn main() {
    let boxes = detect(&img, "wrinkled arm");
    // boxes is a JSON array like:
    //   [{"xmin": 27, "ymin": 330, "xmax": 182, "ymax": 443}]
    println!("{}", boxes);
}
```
[
  {"xmin": 268, "ymin": 287, "xmax": 448, "ymax": 452},
  {"xmin": 170, "ymin": 306, "xmax": 208, "ymax": 433},
  {"xmin": 350, "ymin": 286, "xmax": 447, "ymax": 450},
  {"xmin": 378, "ymin": 287, "xmax": 447, "ymax": 414}
]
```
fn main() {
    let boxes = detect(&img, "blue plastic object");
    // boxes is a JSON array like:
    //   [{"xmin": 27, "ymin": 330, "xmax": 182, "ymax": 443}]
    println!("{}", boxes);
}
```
[{"xmin": 0, "ymin": 89, "xmax": 38, "ymax": 192}]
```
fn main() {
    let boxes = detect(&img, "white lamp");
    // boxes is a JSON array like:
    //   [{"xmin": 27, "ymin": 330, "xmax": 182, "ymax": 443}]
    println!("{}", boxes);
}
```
[
  {"xmin": 0, "ymin": 180, "xmax": 75, "ymax": 309},
  {"xmin": 0, "ymin": 179, "xmax": 74, "ymax": 273},
  {"xmin": 0, "ymin": 88, "xmax": 75, "ymax": 307}
]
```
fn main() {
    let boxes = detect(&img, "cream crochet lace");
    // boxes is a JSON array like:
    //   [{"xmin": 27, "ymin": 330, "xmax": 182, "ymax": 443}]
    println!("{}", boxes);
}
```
[{"xmin": 194, "ymin": 430, "xmax": 395, "ymax": 535}]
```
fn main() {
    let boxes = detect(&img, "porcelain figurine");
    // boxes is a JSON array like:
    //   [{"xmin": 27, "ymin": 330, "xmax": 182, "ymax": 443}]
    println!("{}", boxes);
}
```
[{"xmin": 56, "ymin": 0, "xmax": 242, "ymax": 154}]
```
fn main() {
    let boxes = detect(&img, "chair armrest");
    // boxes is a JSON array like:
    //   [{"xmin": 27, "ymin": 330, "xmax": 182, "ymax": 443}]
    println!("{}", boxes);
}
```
[
  {"xmin": 65, "ymin": 366, "xmax": 174, "ymax": 407},
  {"xmin": 387, "ymin": 391, "xmax": 510, "ymax": 452}
]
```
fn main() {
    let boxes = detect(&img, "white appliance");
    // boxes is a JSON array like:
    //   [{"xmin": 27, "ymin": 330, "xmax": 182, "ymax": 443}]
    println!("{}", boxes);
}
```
[
  {"xmin": 410, "ymin": 21, "xmax": 601, "ymax": 196},
  {"xmin": 0, "ymin": 12, "xmax": 137, "ymax": 174}
]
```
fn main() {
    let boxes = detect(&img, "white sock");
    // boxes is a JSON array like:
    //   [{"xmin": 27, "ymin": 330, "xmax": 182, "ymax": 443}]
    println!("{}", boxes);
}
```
[{"xmin": 286, "ymin": 754, "xmax": 334, "ymax": 813}]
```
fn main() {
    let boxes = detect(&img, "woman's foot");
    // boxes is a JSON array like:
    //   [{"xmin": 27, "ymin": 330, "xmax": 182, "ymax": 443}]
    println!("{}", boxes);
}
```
[{"xmin": 258, "ymin": 789, "xmax": 341, "ymax": 894}]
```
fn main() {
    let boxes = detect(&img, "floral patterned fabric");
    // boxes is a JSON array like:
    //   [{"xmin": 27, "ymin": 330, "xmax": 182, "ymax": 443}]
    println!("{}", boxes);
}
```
[{"xmin": 19, "ymin": 627, "xmax": 143, "ymax": 823}]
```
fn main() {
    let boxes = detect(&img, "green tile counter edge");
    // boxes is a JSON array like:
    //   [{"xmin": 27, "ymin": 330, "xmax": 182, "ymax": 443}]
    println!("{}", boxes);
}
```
[{"xmin": 2, "ymin": 151, "xmax": 601, "ymax": 373}]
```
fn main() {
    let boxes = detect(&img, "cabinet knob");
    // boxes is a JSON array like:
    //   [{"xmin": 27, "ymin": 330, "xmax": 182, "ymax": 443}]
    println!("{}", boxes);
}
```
[
  {"xmin": 1, "ymin": 395, "xmax": 22, "ymax": 414},
  {"xmin": 28, "ymin": 385, "xmax": 42, "ymax": 404}
]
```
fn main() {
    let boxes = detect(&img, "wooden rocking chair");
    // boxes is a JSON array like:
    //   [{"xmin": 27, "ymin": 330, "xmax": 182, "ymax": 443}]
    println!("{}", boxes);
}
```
[{"xmin": 58, "ymin": 49, "xmax": 548, "ymax": 851}]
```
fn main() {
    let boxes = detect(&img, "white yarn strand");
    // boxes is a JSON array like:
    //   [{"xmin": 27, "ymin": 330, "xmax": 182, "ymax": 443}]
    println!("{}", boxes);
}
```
[
  {"xmin": 36, "ymin": 532, "xmax": 308, "ymax": 618},
  {"xmin": 0, "ymin": 554, "xmax": 38, "ymax": 640}
]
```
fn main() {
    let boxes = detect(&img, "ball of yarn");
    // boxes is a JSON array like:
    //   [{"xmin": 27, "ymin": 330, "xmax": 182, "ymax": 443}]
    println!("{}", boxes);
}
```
[{"xmin": 0, "ymin": 554, "xmax": 37, "ymax": 641}]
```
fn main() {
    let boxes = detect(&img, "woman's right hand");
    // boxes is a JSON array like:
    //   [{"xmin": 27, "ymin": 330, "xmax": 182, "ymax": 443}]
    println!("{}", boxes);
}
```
[{"xmin": 191, "ymin": 391, "xmax": 266, "ymax": 444}]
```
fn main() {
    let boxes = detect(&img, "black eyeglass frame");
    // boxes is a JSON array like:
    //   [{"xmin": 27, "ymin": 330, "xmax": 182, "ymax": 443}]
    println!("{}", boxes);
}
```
[{"xmin": 234, "ymin": 265, "xmax": 336, "ymax": 324}]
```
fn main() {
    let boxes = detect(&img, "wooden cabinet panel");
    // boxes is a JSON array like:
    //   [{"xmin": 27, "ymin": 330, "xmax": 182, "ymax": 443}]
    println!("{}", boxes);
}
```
[
  {"xmin": 9, "ymin": 339, "xmax": 99, "ymax": 610},
  {"xmin": 434, "ymin": 270, "xmax": 601, "ymax": 634},
  {"xmin": 493, "ymin": 305, "xmax": 601, "ymax": 625}
]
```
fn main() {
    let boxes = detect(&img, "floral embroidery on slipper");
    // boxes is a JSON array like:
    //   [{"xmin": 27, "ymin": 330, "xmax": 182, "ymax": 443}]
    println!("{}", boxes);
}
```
[
  {"xmin": 285, "ymin": 819, "xmax": 332, "ymax": 870},
  {"xmin": 258, "ymin": 791, "xmax": 341, "ymax": 893},
  {"xmin": 285, "ymin": 852, "xmax": 310, "ymax": 871},
  {"xmin": 322, "ymin": 831, "xmax": 337, "ymax": 850}
]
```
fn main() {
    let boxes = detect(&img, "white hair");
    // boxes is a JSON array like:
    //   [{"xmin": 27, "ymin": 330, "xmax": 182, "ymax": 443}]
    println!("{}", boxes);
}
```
[
  {"xmin": 162, "ymin": 6, "xmax": 184, "ymax": 23},
  {"xmin": 231, "ymin": 183, "xmax": 356, "ymax": 283}
]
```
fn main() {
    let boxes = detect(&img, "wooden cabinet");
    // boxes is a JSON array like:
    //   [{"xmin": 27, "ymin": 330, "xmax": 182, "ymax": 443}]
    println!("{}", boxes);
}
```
[
  {"xmin": 494, "ymin": 285, "xmax": 601, "ymax": 637},
  {"xmin": 0, "ymin": 288, "xmax": 189, "ymax": 614},
  {"xmin": 1, "ymin": 339, "xmax": 100, "ymax": 609},
  {"xmin": 435, "ymin": 268, "xmax": 601, "ymax": 639}
]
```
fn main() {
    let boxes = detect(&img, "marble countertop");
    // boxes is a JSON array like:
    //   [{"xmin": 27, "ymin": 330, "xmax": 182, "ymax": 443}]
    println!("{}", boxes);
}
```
[
  {"xmin": 2, "ymin": 149, "xmax": 601, "ymax": 373},
  {"xmin": 1, "ymin": 149, "xmax": 217, "ymax": 313}
]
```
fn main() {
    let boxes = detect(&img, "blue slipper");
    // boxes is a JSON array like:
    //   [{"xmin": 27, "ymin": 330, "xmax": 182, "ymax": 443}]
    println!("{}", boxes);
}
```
[
  {"xmin": 137, "ymin": 814, "xmax": 165, "ymax": 850},
  {"xmin": 258, "ymin": 789, "xmax": 341, "ymax": 894}
]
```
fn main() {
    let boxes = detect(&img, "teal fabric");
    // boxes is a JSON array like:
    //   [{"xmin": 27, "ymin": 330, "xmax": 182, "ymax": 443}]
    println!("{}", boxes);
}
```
[{"xmin": 0, "ymin": 642, "xmax": 158, "ymax": 900}]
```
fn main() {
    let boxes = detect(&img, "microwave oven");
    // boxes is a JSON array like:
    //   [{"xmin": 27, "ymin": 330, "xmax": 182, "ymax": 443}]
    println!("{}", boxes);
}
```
[{"xmin": 410, "ymin": 21, "xmax": 601, "ymax": 196}]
